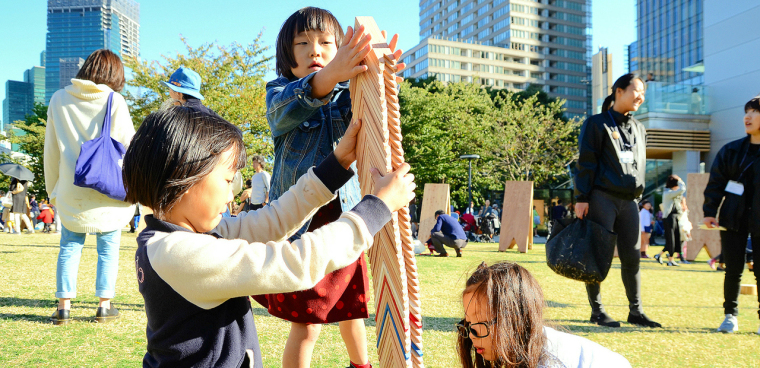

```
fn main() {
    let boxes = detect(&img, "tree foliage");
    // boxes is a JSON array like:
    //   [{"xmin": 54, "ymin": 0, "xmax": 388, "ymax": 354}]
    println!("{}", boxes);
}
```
[
  {"xmin": 8, "ymin": 102, "xmax": 48, "ymax": 198},
  {"xmin": 399, "ymin": 80, "xmax": 580, "ymax": 209},
  {"xmin": 122, "ymin": 35, "xmax": 274, "ymax": 179}
]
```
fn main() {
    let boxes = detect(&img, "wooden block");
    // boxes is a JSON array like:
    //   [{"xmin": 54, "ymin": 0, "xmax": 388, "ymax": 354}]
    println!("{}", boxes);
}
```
[
  {"xmin": 741, "ymin": 284, "xmax": 758, "ymax": 296},
  {"xmin": 499, "ymin": 181, "xmax": 533, "ymax": 252},
  {"xmin": 532, "ymin": 199, "xmax": 544, "ymax": 227},
  {"xmin": 418, "ymin": 184, "xmax": 451, "ymax": 242},
  {"xmin": 686, "ymin": 173, "xmax": 721, "ymax": 261}
]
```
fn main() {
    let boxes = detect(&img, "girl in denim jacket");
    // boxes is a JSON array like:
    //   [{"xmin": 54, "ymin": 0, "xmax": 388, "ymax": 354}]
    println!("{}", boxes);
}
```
[{"xmin": 256, "ymin": 7, "xmax": 405, "ymax": 368}]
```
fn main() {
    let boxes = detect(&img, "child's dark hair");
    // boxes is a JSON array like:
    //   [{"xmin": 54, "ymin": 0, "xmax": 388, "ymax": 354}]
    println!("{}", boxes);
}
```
[
  {"xmin": 458, "ymin": 262, "xmax": 547, "ymax": 368},
  {"xmin": 665, "ymin": 175, "xmax": 679, "ymax": 189},
  {"xmin": 123, "ymin": 106, "xmax": 247, "ymax": 219},
  {"xmin": 276, "ymin": 7, "xmax": 344, "ymax": 80},
  {"xmin": 601, "ymin": 73, "xmax": 646, "ymax": 113},
  {"xmin": 744, "ymin": 95, "xmax": 760, "ymax": 113}
]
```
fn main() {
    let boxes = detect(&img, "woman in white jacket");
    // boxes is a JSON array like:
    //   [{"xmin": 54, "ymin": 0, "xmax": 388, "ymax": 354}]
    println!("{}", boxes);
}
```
[{"xmin": 44, "ymin": 49, "xmax": 135, "ymax": 325}]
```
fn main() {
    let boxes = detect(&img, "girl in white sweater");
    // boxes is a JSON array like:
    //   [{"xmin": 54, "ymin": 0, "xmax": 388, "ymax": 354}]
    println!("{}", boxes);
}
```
[{"xmin": 44, "ymin": 49, "xmax": 136, "ymax": 325}]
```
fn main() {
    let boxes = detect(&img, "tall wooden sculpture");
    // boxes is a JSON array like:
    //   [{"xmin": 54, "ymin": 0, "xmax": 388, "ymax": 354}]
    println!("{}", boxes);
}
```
[{"xmin": 350, "ymin": 16, "xmax": 424, "ymax": 368}]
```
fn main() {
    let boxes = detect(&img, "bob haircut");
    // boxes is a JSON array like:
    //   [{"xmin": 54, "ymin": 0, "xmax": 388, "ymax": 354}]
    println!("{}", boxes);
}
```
[
  {"xmin": 744, "ymin": 95, "xmax": 760, "ymax": 113},
  {"xmin": 275, "ymin": 7, "xmax": 344, "ymax": 80},
  {"xmin": 601, "ymin": 73, "xmax": 646, "ymax": 113},
  {"xmin": 123, "ymin": 106, "xmax": 247, "ymax": 219},
  {"xmin": 75, "ymin": 49, "xmax": 126, "ymax": 92},
  {"xmin": 665, "ymin": 175, "xmax": 680, "ymax": 189},
  {"xmin": 457, "ymin": 262, "xmax": 549, "ymax": 368}
]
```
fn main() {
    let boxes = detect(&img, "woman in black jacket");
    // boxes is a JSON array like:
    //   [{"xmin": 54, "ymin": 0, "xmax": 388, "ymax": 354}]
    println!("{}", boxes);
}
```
[
  {"xmin": 703, "ymin": 95, "xmax": 760, "ymax": 334},
  {"xmin": 574, "ymin": 73, "xmax": 661, "ymax": 328}
]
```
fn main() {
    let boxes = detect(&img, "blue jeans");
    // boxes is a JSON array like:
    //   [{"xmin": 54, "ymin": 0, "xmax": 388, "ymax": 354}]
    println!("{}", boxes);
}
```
[{"xmin": 56, "ymin": 226, "xmax": 121, "ymax": 299}]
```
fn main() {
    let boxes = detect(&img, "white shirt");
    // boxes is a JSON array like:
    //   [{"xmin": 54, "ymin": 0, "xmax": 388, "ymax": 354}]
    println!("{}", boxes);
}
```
[
  {"xmin": 541, "ymin": 327, "xmax": 632, "ymax": 368},
  {"xmin": 250, "ymin": 171, "xmax": 271, "ymax": 204},
  {"xmin": 639, "ymin": 209, "xmax": 652, "ymax": 232}
]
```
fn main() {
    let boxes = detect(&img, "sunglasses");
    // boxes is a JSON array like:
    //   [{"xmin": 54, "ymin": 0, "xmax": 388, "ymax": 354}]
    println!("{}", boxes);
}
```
[{"xmin": 456, "ymin": 318, "xmax": 495, "ymax": 339}]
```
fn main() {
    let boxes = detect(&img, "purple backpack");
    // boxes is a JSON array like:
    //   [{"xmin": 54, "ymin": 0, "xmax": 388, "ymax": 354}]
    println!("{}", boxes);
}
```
[{"xmin": 73, "ymin": 92, "xmax": 127, "ymax": 201}]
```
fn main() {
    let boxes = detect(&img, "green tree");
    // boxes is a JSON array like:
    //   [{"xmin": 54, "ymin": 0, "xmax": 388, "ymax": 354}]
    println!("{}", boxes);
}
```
[
  {"xmin": 399, "ymin": 80, "xmax": 503, "ymax": 208},
  {"xmin": 123, "ymin": 35, "xmax": 274, "ymax": 180},
  {"xmin": 491, "ymin": 93, "xmax": 581, "ymax": 188},
  {"xmin": 8, "ymin": 102, "xmax": 48, "ymax": 198}
]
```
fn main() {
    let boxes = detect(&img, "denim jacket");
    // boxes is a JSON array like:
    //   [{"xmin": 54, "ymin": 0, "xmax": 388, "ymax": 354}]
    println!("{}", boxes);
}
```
[{"xmin": 266, "ymin": 72, "xmax": 361, "ymax": 239}]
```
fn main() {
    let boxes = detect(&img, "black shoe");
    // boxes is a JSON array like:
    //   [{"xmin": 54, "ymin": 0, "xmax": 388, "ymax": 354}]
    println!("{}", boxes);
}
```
[
  {"xmin": 50, "ymin": 309, "xmax": 70, "ymax": 325},
  {"xmin": 95, "ymin": 305, "xmax": 120, "ymax": 323},
  {"xmin": 628, "ymin": 313, "xmax": 662, "ymax": 328},
  {"xmin": 654, "ymin": 254, "xmax": 663, "ymax": 265},
  {"xmin": 590, "ymin": 312, "xmax": 620, "ymax": 327},
  {"xmin": 435, "ymin": 253, "xmax": 448, "ymax": 257}
]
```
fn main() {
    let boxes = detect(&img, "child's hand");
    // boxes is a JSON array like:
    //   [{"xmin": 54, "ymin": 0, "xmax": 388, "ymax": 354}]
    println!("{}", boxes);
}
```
[
  {"xmin": 322, "ymin": 25, "xmax": 373, "ymax": 83},
  {"xmin": 334, "ymin": 119, "xmax": 362, "ymax": 169},
  {"xmin": 371, "ymin": 163, "xmax": 416, "ymax": 212}
]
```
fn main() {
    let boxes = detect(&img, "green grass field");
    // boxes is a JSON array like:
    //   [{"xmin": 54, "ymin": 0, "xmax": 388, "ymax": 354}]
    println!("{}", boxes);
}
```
[{"xmin": 1, "ymin": 231, "xmax": 759, "ymax": 367}]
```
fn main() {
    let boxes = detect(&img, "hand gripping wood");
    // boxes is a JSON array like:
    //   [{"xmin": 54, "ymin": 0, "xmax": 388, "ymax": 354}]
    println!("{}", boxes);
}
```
[{"xmin": 349, "ymin": 16, "xmax": 424, "ymax": 368}]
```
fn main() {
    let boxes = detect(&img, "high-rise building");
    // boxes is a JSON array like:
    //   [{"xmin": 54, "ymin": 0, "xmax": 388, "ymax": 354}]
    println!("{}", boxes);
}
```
[
  {"xmin": 41, "ymin": 51, "xmax": 47, "ymax": 67},
  {"xmin": 402, "ymin": 0, "xmax": 592, "ymax": 118},
  {"xmin": 627, "ymin": 0, "xmax": 703, "ymax": 84},
  {"xmin": 24, "ymin": 66, "xmax": 46, "ymax": 105},
  {"xmin": 591, "ymin": 47, "xmax": 612, "ymax": 114},
  {"xmin": 59, "ymin": 57, "xmax": 85, "ymax": 89},
  {"xmin": 2, "ymin": 81, "xmax": 34, "ymax": 131},
  {"xmin": 45, "ymin": 0, "xmax": 140, "ymax": 102}
]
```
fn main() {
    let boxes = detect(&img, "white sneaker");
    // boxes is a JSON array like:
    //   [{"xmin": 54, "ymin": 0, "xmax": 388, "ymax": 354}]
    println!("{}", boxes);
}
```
[{"xmin": 717, "ymin": 314, "xmax": 738, "ymax": 333}]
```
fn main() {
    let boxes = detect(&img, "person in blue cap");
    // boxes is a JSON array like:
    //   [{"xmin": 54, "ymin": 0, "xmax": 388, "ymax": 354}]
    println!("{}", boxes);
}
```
[{"xmin": 161, "ymin": 66, "xmax": 221, "ymax": 119}]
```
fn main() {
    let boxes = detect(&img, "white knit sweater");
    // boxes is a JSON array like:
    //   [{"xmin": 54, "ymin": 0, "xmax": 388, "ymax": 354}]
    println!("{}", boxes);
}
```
[{"xmin": 44, "ymin": 79, "xmax": 136, "ymax": 233}]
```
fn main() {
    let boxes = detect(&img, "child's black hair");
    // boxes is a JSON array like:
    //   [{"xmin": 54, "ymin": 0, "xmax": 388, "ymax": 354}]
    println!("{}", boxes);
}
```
[
  {"xmin": 123, "ymin": 106, "xmax": 247, "ymax": 219},
  {"xmin": 275, "ymin": 7, "xmax": 344, "ymax": 80},
  {"xmin": 744, "ymin": 95, "xmax": 760, "ymax": 113}
]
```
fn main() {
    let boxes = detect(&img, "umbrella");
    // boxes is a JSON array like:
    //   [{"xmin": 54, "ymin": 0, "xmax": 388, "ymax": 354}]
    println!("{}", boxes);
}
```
[{"xmin": 0, "ymin": 163, "xmax": 34, "ymax": 181}]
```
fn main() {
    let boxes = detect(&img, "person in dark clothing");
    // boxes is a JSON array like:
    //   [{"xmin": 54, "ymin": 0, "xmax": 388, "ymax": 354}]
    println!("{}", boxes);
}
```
[
  {"xmin": 655, "ymin": 175, "xmax": 686, "ymax": 266},
  {"xmin": 431, "ymin": 210, "xmax": 468, "ymax": 257},
  {"xmin": 162, "ymin": 66, "xmax": 223, "ymax": 119},
  {"xmin": 551, "ymin": 199, "xmax": 568, "ymax": 220},
  {"xmin": 573, "ymin": 73, "xmax": 661, "ymax": 329},
  {"xmin": 703, "ymin": 95, "xmax": 760, "ymax": 334}
]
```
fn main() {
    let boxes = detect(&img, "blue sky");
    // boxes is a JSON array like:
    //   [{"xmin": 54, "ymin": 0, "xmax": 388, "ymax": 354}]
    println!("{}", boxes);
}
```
[{"xmin": 0, "ymin": 0, "xmax": 635, "ymax": 119}]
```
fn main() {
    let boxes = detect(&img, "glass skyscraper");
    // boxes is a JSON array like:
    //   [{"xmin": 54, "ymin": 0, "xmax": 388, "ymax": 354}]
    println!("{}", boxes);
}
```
[
  {"xmin": 24, "ymin": 66, "xmax": 46, "ymax": 105},
  {"xmin": 3, "ymin": 81, "xmax": 34, "ymax": 131},
  {"xmin": 627, "ymin": 0, "xmax": 703, "ymax": 84},
  {"xmin": 45, "ymin": 0, "xmax": 140, "ymax": 103}
]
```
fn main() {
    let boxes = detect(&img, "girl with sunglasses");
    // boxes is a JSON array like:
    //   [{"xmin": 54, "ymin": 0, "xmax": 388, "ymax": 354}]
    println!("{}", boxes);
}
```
[{"xmin": 457, "ymin": 262, "xmax": 631, "ymax": 368}]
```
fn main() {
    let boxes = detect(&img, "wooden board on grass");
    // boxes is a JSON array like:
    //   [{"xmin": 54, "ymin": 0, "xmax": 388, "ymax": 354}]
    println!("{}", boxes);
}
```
[{"xmin": 499, "ymin": 181, "xmax": 534, "ymax": 252}]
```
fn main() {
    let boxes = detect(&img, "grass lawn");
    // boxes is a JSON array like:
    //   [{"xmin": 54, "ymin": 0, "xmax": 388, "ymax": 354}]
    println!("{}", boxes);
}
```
[{"xmin": 1, "ymin": 231, "xmax": 759, "ymax": 367}]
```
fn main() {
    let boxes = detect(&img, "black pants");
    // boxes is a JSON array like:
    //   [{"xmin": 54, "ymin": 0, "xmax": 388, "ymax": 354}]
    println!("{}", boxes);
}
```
[
  {"xmin": 721, "ymin": 228, "xmax": 760, "ymax": 318},
  {"xmin": 430, "ymin": 231, "xmax": 467, "ymax": 256},
  {"xmin": 585, "ymin": 190, "xmax": 643, "ymax": 315},
  {"xmin": 662, "ymin": 212, "xmax": 682, "ymax": 257}
]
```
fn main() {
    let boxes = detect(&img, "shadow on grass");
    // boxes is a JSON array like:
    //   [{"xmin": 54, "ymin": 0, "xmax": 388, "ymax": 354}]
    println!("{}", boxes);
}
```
[
  {"xmin": 553, "ymin": 320, "xmax": 716, "ymax": 334},
  {"xmin": 546, "ymin": 300, "xmax": 572, "ymax": 308},
  {"xmin": 0, "ymin": 297, "xmax": 144, "ymax": 310}
]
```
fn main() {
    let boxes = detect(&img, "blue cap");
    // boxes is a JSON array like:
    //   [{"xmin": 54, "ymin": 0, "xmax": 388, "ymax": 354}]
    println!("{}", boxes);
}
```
[{"xmin": 161, "ymin": 66, "xmax": 204, "ymax": 100}]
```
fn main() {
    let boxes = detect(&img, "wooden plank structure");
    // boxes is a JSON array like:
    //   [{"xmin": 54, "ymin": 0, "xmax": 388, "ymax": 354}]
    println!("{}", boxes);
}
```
[
  {"xmin": 349, "ymin": 16, "xmax": 423, "ymax": 368},
  {"xmin": 418, "ymin": 184, "xmax": 451, "ymax": 243},
  {"xmin": 533, "ymin": 199, "xmax": 545, "ymax": 227},
  {"xmin": 685, "ymin": 173, "xmax": 721, "ymax": 261},
  {"xmin": 499, "ymin": 181, "xmax": 534, "ymax": 252}
]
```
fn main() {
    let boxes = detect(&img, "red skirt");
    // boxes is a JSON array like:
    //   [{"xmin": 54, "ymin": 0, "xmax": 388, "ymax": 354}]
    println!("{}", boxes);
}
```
[{"xmin": 252, "ymin": 198, "xmax": 369, "ymax": 323}]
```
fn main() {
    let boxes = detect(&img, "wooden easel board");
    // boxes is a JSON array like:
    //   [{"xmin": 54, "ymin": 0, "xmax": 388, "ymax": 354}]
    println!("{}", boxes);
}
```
[
  {"xmin": 418, "ymin": 184, "xmax": 450, "ymax": 242},
  {"xmin": 499, "ymin": 181, "xmax": 534, "ymax": 252},
  {"xmin": 532, "ymin": 199, "xmax": 545, "ymax": 226},
  {"xmin": 686, "ymin": 173, "xmax": 721, "ymax": 260}
]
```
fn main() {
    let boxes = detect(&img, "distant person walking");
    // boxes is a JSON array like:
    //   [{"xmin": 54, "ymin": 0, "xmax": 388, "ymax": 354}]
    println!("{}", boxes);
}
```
[
  {"xmin": 703, "ymin": 95, "xmax": 760, "ymax": 334},
  {"xmin": 248, "ymin": 155, "xmax": 270, "ymax": 211},
  {"xmin": 574, "ymin": 73, "xmax": 660, "ymax": 328},
  {"xmin": 44, "ymin": 49, "xmax": 136, "ymax": 325},
  {"xmin": 9, "ymin": 178, "xmax": 34, "ymax": 234},
  {"xmin": 639, "ymin": 200, "xmax": 653, "ymax": 258},
  {"xmin": 655, "ymin": 175, "xmax": 686, "ymax": 266},
  {"xmin": 551, "ymin": 199, "xmax": 568, "ymax": 221}
]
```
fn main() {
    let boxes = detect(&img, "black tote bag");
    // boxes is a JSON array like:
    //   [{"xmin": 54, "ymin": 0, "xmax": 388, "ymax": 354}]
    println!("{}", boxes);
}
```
[{"xmin": 545, "ymin": 219, "xmax": 617, "ymax": 284}]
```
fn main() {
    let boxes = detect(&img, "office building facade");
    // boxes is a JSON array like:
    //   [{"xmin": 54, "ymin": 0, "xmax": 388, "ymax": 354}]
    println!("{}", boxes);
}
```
[
  {"xmin": 591, "ymin": 47, "xmax": 612, "ymax": 114},
  {"xmin": 404, "ymin": 0, "xmax": 592, "ymax": 118},
  {"xmin": 24, "ymin": 66, "xmax": 46, "ymax": 105},
  {"xmin": 2, "ymin": 81, "xmax": 34, "ymax": 131},
  {"xmin": 45, "ymin": 0, "xmax": 140, "ymax": 102},
  {"xmin": 627, "ymin": 0, "xmax": 703, "ymax": 84}
]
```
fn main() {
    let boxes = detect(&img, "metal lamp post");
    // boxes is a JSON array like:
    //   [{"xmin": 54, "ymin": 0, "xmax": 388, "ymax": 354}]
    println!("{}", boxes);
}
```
[{"xmin": 459, "ymin": 154, "xmax": 480, "ymax": 213}]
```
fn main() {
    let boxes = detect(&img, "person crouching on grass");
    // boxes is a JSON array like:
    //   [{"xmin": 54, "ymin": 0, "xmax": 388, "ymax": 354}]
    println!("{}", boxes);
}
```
[
  {"xmin": 122, "ymin": 106, "xmax": 415, "ymax": 368},
  {"xmin": 703, "ymin": 95, "xmax": 760, "ymax": 334},
  {"xmin": 457, "ymin": 261, "xmax": 631, "ymax": 368}
]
